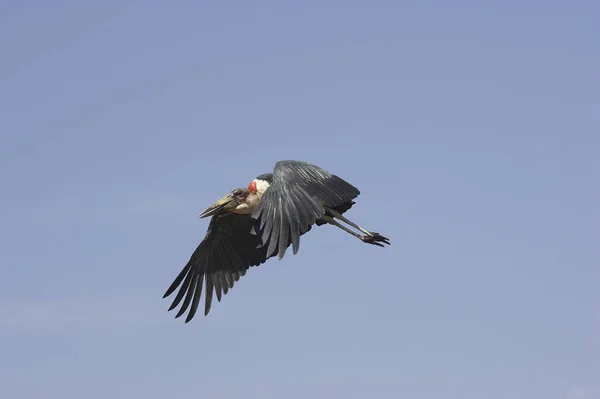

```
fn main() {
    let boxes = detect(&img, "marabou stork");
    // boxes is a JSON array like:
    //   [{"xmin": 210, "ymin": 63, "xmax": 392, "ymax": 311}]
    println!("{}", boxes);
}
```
[{"xmin": 163, "ymin": 160, "xmax": 390, "ymax": 322}]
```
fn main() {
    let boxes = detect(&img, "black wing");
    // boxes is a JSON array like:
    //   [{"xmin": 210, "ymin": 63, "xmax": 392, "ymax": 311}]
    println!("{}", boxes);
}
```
[
  {"xmin": 251, "ymin": 160, "xmax": 360, "ymax": 259},
  {"xmin": 163, "ymin": 212, "xmax": 268, "ymax": 322}
]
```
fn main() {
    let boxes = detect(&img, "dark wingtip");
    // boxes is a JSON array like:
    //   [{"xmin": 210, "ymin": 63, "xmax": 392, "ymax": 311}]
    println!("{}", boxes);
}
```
[
  {"xmin": 163, "ymin": 285, "xmax": 176, "ymax": 299},
  {"xmin": 175, "ymin": 307, "xmax": 187, "ymax": 318},
  {"xmin": 163, "ymin": 263, "xmax": 192, "ymax": 299},
  {"xmin": 184, "ymin": 310, "xmax": 196, "ymax": 323}
]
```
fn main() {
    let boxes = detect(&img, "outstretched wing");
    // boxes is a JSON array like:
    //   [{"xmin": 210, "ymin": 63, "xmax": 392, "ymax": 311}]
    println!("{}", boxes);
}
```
[
  {"xmin": 163, "ymin": 213, "xmax": 268, "ymax": 322},
  {"xmin": 251, "ymin": 160, "xmax": 360, "ymax": 259}
]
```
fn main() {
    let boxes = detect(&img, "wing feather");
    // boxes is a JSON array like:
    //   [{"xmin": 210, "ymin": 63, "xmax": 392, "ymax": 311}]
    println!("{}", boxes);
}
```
[
  {"xmin": 187, "ymin": 275, "xmax": 204, "ymax": 323},
  {"xmin": 163, "ymin": 212, "xmax": 269, "ymax": 322},
  {"xmin": 175, "ymin": 273, "xmax": 197, "ymax": 318},
  {"xmin": 252, "ymin": 161, "xmax": 360, "ymax": 259},
  {"xmin": 168, "ymin": 268, "xmax": 193, "ymax": 311}
]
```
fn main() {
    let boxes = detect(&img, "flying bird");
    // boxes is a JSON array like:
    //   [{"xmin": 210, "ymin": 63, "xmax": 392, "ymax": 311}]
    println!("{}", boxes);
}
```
[{"xmin": 163, "ymin": 160, "xmax": 390, "ymax": 322}]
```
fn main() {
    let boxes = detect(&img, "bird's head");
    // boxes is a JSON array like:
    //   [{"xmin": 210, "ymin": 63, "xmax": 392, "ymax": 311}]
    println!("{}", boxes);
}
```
[{"xmin": 198, "ymin": 188, "xmax": 250, "ymax": 218}]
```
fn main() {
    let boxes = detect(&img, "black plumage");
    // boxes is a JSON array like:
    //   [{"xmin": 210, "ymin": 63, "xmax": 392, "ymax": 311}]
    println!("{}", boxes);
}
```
[
  {"xmin": 163, "ymin": 212, "xmax": 269, "ymax": 322},
  {"xmin": 163, "ymin": 160, "xmax": 385, "ymax": 322},
  {"xmin": 251, "ymin": 161, "xmax": 360, "ymax": 259}
]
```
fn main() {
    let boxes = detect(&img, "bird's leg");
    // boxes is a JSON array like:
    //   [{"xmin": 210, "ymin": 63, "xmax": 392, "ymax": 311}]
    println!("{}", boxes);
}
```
[
  {"xmin": 323, "ymin": 207, "xmax": 390, "ymax": 245},
  {"xmin": 326, "ymin": 208, "xmax": 374, "ymax": 236},
  {"xmin": 320, "ymin": 215, "xmax": 389, "ymax": 247}
]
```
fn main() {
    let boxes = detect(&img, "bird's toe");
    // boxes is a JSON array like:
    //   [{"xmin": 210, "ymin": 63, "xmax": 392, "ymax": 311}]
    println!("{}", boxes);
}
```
[{"xmin": 361, "ymin": 234, "xmax": 389, "ymax": 247}]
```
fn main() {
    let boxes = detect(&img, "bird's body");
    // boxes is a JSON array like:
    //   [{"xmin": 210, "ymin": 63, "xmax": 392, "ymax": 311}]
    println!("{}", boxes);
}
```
[{"xmin": 163, "ymin": 160, "xmax": 390, "ymax": 322}]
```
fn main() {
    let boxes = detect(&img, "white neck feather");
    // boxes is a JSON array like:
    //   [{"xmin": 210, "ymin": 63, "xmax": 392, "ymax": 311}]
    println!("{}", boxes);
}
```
[{"xmin": 254, "ymin": 179, "xmax": 270, "ymax": 198}]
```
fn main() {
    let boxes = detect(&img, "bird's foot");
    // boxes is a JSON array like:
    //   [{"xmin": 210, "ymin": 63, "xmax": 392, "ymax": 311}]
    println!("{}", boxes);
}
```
[{"xmin": 360, "ymin": 232, "xmax": 390, "ymax": 247}]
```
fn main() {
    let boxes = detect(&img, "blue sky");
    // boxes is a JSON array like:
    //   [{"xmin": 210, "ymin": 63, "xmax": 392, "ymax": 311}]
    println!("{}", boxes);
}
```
[{"xmin": 1, "ymin": 1, "xmax": 598, "ymax": 398}]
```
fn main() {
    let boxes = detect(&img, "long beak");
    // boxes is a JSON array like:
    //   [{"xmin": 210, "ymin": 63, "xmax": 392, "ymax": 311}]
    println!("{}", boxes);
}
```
[{"xmin": 198, "ymin": 193, "xmax": 236, "ymax": 219}]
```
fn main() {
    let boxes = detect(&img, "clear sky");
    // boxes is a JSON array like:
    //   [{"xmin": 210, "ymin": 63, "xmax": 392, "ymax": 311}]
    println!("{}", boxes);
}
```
[{"xmin": 1, "ymin": 1, "xmax": 598, "ymax": 398}]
